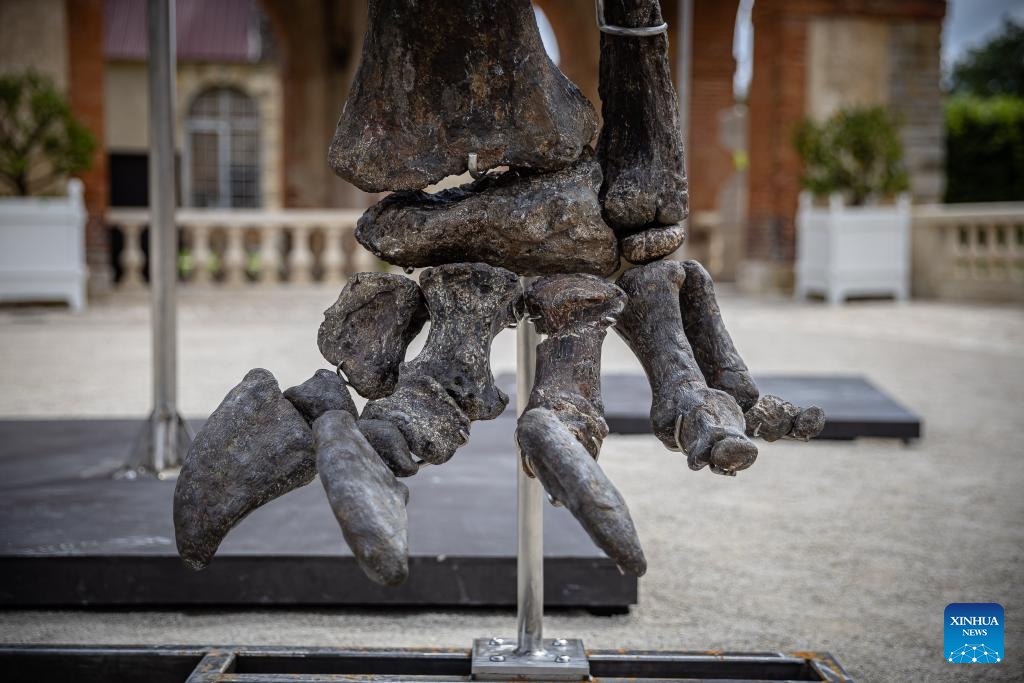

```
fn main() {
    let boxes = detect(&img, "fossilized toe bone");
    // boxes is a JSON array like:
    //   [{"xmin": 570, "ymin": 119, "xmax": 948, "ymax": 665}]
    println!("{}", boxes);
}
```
[
  {"xmin": 357, "ymin": 418, "xmax": 420, "ymax": 478},
  {"xmin": 174, "ymin": 368, "xmax": 315, "ymax": 570},
  {"xmin": 745, "ymin": 395, "xmax": 826, "ymax": 443},
  {"xmin": 362, "ymin": 263, "xmax": 521, "ymax": 464},
  {"xmin": 677, "ymin": 260, "xmax": 759, "ymax": 412},
  {"xmin": 519, "ymin": 409, "xmax": 647, "ymax": 576},
  {"xmin": 524, "ymin": 274, "xmax": 624, "ymax": 458},
  {"xmin": 284, "ymin": 369, "xmax": 358, "ymax": 424},
  {"xmin": 329, "ymin": 0, "xmax": 597, "ymax": 192},
  {"xmin": 516, "ymin": 274, "xmax": 646, "ymax": 576},
  {"xmin": 597, "ymin": 0, "xmax": 689, "ymax": 238},
  {"xmin": 314, "ymin": 410, "xmax": 410, "ymax": 586},
  {"xmin": 318, "ymin": 272, "xmax": 428, "ymax": 399},
  {"xmin": 615, "ymin": 261, "xmax": 757, "ymax": 475},
  {"xmin": 356, "ymin": 153, "xmax": 620, "ymax": 276}
]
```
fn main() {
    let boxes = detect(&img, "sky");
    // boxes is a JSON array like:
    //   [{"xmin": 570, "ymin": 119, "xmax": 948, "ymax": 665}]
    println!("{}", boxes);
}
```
[{"xmin": 944, "ymin": 0, "xmax": 1024, "ymax": 68}]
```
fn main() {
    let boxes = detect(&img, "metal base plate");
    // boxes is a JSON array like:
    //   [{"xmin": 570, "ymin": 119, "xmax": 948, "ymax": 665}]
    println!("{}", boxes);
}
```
[{"xmin": 471, "ymin": 638, "xmax": 589, "ymax": 680}]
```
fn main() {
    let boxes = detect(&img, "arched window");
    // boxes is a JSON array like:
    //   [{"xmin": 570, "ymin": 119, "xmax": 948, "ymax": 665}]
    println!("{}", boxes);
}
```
[{"xmin": 184, "ymin": 87, "xmax": 260, "ymax": 208}]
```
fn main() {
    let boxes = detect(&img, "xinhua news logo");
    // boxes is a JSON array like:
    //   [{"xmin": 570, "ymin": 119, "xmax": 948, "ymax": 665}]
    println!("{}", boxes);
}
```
[{"xmin": 945, "ymin": 603, "xmax": 1003, "ymax": 664}]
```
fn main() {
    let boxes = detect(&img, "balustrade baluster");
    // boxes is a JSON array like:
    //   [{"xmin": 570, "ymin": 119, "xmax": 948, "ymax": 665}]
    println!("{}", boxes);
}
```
[
  {"xmin": 259, "ymin": 224, "xmax": 283, "ymax": 286},
  {"xmin": 120, "ymin": 223, "xmax": 145, "ymax": 288},
  {"xmin": 322, "ymin": 226, "xmax": 345, "ymax": 284},
  {"xmin": 290, "ymin": 224, "xmax": 314, "ymax": 284},
  {"xmin": 224, "ymin": 226, "xmax": 248, "ymax": 287}
]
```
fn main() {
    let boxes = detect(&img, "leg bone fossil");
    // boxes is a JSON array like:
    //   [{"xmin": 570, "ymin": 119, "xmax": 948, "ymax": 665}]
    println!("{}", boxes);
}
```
[
  {"xmin": 597, "ymin": 0, "xmax": 689, "ymax": 262},
  {"xmin": 329, "ymin": 0, "xmax": 597, "ymax": 192}
]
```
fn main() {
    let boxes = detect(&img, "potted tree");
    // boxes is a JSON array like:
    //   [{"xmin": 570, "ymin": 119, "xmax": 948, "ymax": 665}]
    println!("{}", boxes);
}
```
[
  {"xmin": 0, "ymin": 71, "xmax": 96, "ymax": 311},
  {"xmin": 793, "ymin": 106, "xmax": 911, "ymax": 304}
]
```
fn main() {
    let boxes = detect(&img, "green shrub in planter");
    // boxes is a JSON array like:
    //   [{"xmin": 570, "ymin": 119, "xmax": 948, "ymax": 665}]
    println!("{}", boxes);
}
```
[
  {"xmin": 0, "ymin": 71, "xmax": 96, "ymax": 197},
  {"xmin": 793, "ymin": 106, "xmax": 909, "ymax": 206}
]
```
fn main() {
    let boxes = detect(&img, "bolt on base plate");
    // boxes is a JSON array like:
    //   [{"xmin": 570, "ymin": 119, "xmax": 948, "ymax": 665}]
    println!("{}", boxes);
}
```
[{"xmin": 471, "ymin": 637, "xmax": 589, "ymax": 680}]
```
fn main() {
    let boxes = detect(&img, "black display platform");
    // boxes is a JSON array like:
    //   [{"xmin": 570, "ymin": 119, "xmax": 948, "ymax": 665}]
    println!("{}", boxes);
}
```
[
  {"xmin": 0, "ymin": 418, "xmax": 635, "ymax": 609},
  {"xmin": 499, "ymin": 374, "xmax": 921, "ymax": 441}
]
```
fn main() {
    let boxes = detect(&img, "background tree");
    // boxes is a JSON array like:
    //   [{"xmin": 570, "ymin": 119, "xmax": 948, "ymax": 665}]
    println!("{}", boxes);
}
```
[
  {"xmin": 945, "ymin": 18, "xmax": 1024, "ymax": 202},
  {"xmin": 950, "ymin": 18, "xmax": 1024, "ymax": 97},
  {"xmin": 0, "ymin": 71, "xmax": 96, "ymax": 196}
]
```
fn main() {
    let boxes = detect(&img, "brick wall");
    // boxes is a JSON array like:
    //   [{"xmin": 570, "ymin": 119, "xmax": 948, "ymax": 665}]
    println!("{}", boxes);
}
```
[
  {"xmin": 689, "ymin": 0, "xmax": 741, "ymax": 214},
  {"xmin": 66, "ymin": 0, "xmax": 111, "ymax": 289},
  {"xmin": 745, "ymin": 0, "xmax": 946, "ymax": 267}
]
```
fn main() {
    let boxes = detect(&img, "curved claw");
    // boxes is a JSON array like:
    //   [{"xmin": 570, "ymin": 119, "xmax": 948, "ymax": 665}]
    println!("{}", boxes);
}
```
[
  {"xmin": 518, "ymin": 408, "xmax": 647, "ymax": 576},
  {"xmin": 314, "ymin": 410, "xmax": 410, "ymax": 587}
]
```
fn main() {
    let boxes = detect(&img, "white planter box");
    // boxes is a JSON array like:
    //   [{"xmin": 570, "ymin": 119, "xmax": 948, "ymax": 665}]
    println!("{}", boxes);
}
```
[
  {"xmin": 795, "ymin": 192, "xmax": 911, "ymax": 305},
  {"xmin": 0, "ymin": 179, "xmax": 88, "ymax": 311}
]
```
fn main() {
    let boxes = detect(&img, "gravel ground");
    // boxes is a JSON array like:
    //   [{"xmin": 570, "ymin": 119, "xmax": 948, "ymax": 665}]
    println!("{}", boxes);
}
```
[{"xmin": 1, "ymin": 286, "xmax": 1022, "ymax": 682}]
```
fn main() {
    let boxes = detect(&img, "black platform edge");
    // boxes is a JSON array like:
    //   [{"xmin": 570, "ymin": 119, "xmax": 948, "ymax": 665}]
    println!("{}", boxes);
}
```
[
  {"xmin": 0, "ymin": 555, "xmax": 635, "ymax": 609},
  {"xmin": 0, "ymin": 645, "xmax": 855, "ymax": 682},
  {"xmin": 498, "ymin": 373, "xmax": 922, "ymax": 441}
]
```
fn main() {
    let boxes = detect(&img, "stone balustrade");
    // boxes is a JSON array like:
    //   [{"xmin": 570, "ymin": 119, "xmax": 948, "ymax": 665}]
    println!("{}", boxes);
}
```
[
  {"xmin": 912, "ymin": 202, "xmax": 1024, "ymax": 302},
  {"xmin": 106, "ymin": 208, "xmax": 379, "ymax": 287}
]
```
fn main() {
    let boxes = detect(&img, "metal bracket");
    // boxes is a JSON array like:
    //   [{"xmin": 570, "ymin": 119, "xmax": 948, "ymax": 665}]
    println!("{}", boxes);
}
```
[
  {"xmin": 595, "ymin": 0, "xmax": 668, "ymax": 37},
  {"xmin": 471, "ymin": 638, "xmax": 589, "ymax": 681}
]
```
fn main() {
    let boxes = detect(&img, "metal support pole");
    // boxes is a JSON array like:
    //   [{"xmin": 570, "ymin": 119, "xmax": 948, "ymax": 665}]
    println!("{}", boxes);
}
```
[
  {"xmin": 126, "ymin": 0, "xmax": 191, "ymax": 476},
  {"xmin": 674, "ymin": 0, "xmax": 693, "ymax": 260},
  {"xmin": 515, "ymin": 287, "xmax": 544, "ymax": 656},
  {"xmin": 471, "ymin": 278, "xmax": 588, "ymax": 680}
]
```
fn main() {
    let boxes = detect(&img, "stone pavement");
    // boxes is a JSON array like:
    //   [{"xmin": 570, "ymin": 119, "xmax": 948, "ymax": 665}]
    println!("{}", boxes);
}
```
[{"xmin": 1, "ymin": 286, "xmax": 1022, "ymax": 682}]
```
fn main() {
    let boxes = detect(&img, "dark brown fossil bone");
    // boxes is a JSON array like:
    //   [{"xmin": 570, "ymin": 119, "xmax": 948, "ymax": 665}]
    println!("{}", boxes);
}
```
[
  {"xmin": 615, "ymin": 261, "xmax": 757, "ymax": 476},
  {"xmin": 174, "ymin": 368, "xmax": 315, "ymax": 570},
  {"xmin": 519, "ymin": 409, "xmax": 647, "ymax": 577},
  {"xmin": 329, "ymin": 0, "xmax": 597, "ymax": 192},
  {"xmin": 314, "ymin": 410, "xmax": 410, "ymax": 586},
  {"xmin": 677, "ymin": 260, "xmax": 759, "ymax": 412},
  {"xmin": 361, "ymin": 263, "xmax": 521, "ymax": 465},
  {"xmin": 317, "ymin": 272, "xmax": 428, "ymax": 400},
  {"xmin": 284, "ymin": 369, "xmax": 358, "ymax": 424},
  {"xmin": 524, "ymin": 274, "xmax": 624, "ymax": 458},
  {"xmin": 620, "ymin": 223, "xmax": 686, "ymax": 265},
  {"xmin": 516, "ymin": 274, "xmax": 646, "ymax": 576},
  {"xmin": 596, "ymin": 0, "xmax": 689, "ymax": 241},
  {"xmin": 355, "ymin": 154, "xmax": 620, "ymax": 276},
  {"xmin": 744, "ymin": 394, "xmax": 826, "ymax": 443},
  {"xmin": 357, "ymin": 418, "xmax": 420, "ymax": 478}
]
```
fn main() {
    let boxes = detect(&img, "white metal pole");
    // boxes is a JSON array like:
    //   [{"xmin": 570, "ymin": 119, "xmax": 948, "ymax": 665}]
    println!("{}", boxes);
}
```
[
  {"xmin": 515, "ymin": 282, "xmax": 544, "ymax": 656},
  {"xmin": 147, "ymin": 0, "xmax": 180, "ymax": 471}
]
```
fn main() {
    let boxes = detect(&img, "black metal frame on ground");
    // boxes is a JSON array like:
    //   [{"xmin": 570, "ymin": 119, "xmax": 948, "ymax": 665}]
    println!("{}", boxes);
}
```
[{"xmin": 2, "ymin": 645, "xmax": 854, "ymax": 682}]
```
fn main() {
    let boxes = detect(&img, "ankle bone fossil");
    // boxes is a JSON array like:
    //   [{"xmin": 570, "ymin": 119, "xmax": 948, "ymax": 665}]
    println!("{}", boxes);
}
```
[
  {"xmin": 329, "ymin": 0, "xmax": 597, "ymax": 192},
  {"xmin": 356, "ymin": 154, "xmax": 620, "ymax": 277},
  {"xmin": 597, "ymin": 0, "xmax": 689, "ymax": 250},
  {"xmin": 318, "ymin": 273, "xmax": 428, "ymax": 399},
  {"xmin": 620, "ymin": 223, "xmax": 687, "ymax": 265},
  {"xmin": 517, "ymin": 274, "xmax": 646, "ymax": 575},
  {"xmin": 314, "ymin": 410, "xmax": 410, "ymax": 586},
  {"xmin": 361, "ymin": 263, "xmax": 521, "ymax": 465},
  {"xmin": 615, "ymin": 261, "xmax": 758, "ymax": 476},
  {"xmin": 174, "ymin": 369, "xmax": 315, "ymax": 569}
]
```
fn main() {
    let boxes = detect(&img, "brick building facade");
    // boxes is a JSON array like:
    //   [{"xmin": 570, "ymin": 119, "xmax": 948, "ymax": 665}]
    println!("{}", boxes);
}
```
[{"xmin": 0, "ymin": 0, "xmax": 947, "ymax": 292}]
